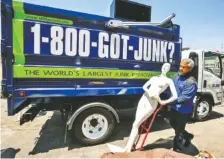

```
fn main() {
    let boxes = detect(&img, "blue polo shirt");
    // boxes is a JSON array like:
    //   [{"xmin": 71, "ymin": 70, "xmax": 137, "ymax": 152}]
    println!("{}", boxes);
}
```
[{"xmin": 171, "ymin": 74, "xmax": 198, "ymax": 114}]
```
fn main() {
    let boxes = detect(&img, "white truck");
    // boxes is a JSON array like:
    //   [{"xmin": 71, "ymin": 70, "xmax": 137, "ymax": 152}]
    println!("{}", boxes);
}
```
[{"xmin": 182, "ymin": 49, "xmax": 224, "ymax": 121}]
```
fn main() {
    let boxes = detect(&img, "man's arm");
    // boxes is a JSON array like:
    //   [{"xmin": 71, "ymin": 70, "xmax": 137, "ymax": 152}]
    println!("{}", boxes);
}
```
[
  {"xmin": 159, "ymin": 76, "xmax": 177, "ymax": 100},
  {"xmin": 175, "ymin": 77, "xmax": 197, "ymax": 104},
  {"xmin": 158, "ymin": 79, "xmax": 178, "ymax": 105},
  {"xmin": 167, "ymin": 77, "xmax": 197, "ymax": 105},
  {"xmin": 176, "ymin": 83, "xmax": 197, "ymax": 104}
]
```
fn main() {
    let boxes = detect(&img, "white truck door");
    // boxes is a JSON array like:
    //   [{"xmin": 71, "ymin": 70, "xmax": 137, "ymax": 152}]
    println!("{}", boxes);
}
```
[
  {"xmin": 203, "ymin": 52, "xmax": 223, "ymax": 105},
  {"xmin": 221, "ymin": 56, "xmax": 224, "ymax": 104}
]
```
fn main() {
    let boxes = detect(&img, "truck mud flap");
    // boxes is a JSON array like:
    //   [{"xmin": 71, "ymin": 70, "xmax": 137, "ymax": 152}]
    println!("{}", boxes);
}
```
[{"xmin": 20, "ymin": 106, "xmax": 40, "ymax": 125}]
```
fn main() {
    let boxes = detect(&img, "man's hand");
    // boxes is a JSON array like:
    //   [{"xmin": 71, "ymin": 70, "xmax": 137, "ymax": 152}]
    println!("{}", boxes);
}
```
[{"xmin": 158, "ymin": 97, "xmax": 168, "ymax": 105}]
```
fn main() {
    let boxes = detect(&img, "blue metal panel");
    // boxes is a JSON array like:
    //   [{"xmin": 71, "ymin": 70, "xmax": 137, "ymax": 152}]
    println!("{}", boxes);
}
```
[
  {"xmin": 3, "ymin": 0, "xmax": 182, "ymax": 115},
  {"xmin": 14, "ymin": 87, "xmax": 144, "ymax": 98},
  {"xmin": 23, "ymin": 22, "xmax": 181, "ymax": 60},
  {"xmin": 1, "ymin": 0, "xmax": 7, "ymax": 90},
  {"xmin": 24, "ymin": 58, "xmax": 180, "ymax": 72},
  {"xmin": 1, "ymin": 0, "xmax": 14, "ymax": 115}
]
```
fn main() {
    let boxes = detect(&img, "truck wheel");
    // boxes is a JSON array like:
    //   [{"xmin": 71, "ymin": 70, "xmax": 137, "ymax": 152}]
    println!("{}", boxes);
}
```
[
  {"xmin": 194, "ymin": 98, "xmax": 212, "ymax": 121},
  {"xmin": 72, "ymin": 107, "xmax": 116, "ymax": 145}
]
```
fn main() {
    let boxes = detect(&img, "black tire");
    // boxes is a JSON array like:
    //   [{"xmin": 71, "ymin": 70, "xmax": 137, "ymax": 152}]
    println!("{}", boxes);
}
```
[
  {"xmin": 72, "ymin": 107, "xmax": 116, "ymax": 145},
  {"xmin": 194, "ymin": 98, "xmax": 213, "ymax": 121}
]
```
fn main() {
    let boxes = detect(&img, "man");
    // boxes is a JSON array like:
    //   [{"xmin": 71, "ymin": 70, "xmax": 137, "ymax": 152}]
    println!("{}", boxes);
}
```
[{"xmin": 167, "ymin": 58, "xmax": 198, "ymax": 152}]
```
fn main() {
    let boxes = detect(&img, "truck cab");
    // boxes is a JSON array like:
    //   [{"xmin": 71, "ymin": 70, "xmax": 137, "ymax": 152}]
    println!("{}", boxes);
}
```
[{"xmin": 182, "ymin": 49, "xmax": 224, "ymax": 121}]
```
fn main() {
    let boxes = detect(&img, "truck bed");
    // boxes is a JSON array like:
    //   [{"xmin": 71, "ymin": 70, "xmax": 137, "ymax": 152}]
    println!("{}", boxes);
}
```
[{"xmin": 1, "ymin": 0, "xmax": 181, "ymax": 115}]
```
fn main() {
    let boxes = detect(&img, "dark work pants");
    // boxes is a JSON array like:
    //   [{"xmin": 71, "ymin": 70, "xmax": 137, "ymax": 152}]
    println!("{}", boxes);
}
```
[{"xmin": 169, "ymin": 109, "xmax": 191, "ymax": 150}]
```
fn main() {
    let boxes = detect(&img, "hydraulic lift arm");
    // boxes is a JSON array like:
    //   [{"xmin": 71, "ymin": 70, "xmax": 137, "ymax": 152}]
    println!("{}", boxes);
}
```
[{"xmin": 106, "ymin": 13, "xmax": 176, "ymax": 28}]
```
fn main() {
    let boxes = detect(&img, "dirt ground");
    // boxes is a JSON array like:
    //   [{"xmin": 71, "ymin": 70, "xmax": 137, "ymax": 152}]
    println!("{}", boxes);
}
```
[{"xmin": 1, "ymin": 97, "xmax": 224, "ymax": 158}]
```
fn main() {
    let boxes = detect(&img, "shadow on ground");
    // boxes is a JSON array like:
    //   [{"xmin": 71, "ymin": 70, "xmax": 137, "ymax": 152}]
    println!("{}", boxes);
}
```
[
  {"xmin": 28, "ymin": 111, "xmax": 67, "ymax": 155},
  {"xmin": 28, "ymin": 109, "xmax": 172, "ymax": 155},
  {"xmin": 1, "ymin": 148, "xmax": 21, "ymax": 158},
  {"xmin": 28, "ymin": 108, "xmax": 221, "ymax": 155},
  {"xmin": 187, "ymin": 110, "xmax": 224, "ymax": 125},
  {"xmin": 198, "ymin": 111, "xmax": 223, "ymax": 122},
  {"xmin": 143, "ymin": 136, "xmax": 199, "ymax": 156}
]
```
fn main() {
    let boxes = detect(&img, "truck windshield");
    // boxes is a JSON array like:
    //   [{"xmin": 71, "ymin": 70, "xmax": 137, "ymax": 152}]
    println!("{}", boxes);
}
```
[{"xmin": 204, "ymin": 52, "xmax": 221, "ymax": 78}]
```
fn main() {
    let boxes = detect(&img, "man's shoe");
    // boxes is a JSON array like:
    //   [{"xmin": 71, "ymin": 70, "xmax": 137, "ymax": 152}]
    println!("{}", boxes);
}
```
[
  {"xmin": 184, "ymin": 135, "xmax": 194, "ymax": 147},
  {"xmin": 183, "ymin": 131, "xmax": 194, "ymax": 139},
  {"xmin": 188, "ymin": 133, "xmax": 194, "ymax": 140},
  {"xmin": 183, "ymin": 132, "xmax": 194, "ymax": 147},
  {"xmin": 173, "ymin": 148, "xmax": 181, "ymax": 153},
  {"xmin": 184, "ymin": 139, "xmax": 191, "ymax": 147}
]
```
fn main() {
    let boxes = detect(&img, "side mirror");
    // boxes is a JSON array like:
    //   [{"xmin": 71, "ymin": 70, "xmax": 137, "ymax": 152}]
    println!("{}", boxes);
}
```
[{"xmin": 221, "ymin": 80, "xmax": 224, "ymax": 86}]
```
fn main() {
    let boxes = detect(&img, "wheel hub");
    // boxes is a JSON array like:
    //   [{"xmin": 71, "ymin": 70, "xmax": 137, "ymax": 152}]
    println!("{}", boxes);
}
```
[
  {"xmin": 197, "ymin": 101, "xmax": 210, "ymax": 118},
  {"xmin": 82, "ymin": 114, "xmax": 108, "ymax": 139},
  {"xmin": 90, "ymin": 118, "xmax": 98, "ymax": 127}
]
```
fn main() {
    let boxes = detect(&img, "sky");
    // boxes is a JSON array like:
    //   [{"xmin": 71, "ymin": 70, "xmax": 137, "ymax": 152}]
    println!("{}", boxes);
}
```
[{"xmin": 1, "ymin": 0, "xmax": 224, "ymax": 51}]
